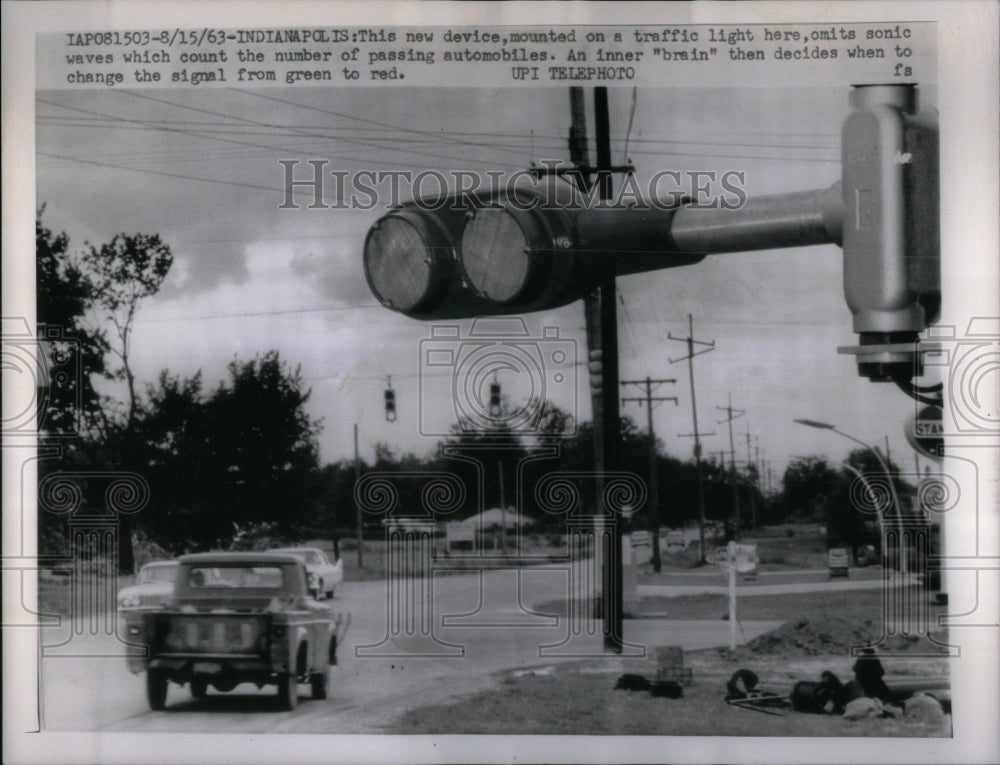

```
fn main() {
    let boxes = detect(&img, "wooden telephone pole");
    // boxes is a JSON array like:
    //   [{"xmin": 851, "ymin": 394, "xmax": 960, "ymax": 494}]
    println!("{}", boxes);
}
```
[
  {"xmin": 669, "ymin": 314, "xmax": 715, "ymax": 562},
  {"xmin": 621, "ymin": 376, "xmax": 677, "ymax": 573},
  {"xmin": 717, "ymin": 395, "xmax": 745, "ymax": 541}
]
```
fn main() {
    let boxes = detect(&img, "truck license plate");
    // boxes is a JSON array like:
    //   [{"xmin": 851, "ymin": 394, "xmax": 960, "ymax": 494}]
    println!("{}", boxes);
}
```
[{"xmin": 192, "ymin": 662, "xmax": 222, "ymax": 674}]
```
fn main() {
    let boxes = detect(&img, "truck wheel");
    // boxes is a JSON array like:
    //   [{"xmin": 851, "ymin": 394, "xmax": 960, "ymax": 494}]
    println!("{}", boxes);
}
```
[
  {"xmin": 326, "ymin": 586, "xmax": 335, "ymax": 599},
  {"xmin": 190, "ymin": 678, "xmax": 208, "ymax": 698},
  {"xmin": 277, "ymin": 674, "xmax": 298, "ymax": 710},
  {"xmin": 147, "ymin": 669, "xmax": 168, "ymax": 710},
  {"xmin": 310, "ymin": 667, "xmax": 329, "ymax": 700}
]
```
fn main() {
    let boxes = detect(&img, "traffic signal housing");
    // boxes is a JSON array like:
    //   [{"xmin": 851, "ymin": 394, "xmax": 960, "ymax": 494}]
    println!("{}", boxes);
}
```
[
  {"xmin": 384, "ymin": 387, "xmax": 396, "ymax": 422},
  {"xmin": 363, "ymin": 182, "xmax": 704, "ymax": 320}
]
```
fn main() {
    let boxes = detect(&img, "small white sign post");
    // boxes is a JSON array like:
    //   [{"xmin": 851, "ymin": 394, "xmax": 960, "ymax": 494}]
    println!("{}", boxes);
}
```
[{"xmin": 713, "ymin": 542, "xmax": 759, "ymax": 651}]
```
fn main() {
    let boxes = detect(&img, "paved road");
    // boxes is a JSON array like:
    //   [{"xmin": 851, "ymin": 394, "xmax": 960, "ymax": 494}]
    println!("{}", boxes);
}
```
[{"xmin": 40, "ymin": 562, "xmax": 782, "ymax": 733}]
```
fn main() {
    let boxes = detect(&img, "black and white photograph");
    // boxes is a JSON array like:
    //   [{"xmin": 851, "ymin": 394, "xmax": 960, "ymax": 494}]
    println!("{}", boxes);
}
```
[{"xmin": 3, "ymin": 2, "xmax": 999, "ymax": 763}]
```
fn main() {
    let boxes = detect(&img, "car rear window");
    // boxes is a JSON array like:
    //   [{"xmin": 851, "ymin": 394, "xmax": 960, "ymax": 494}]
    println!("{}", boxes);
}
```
[
  {"xmin": 139, "ymin": 565, "xmax": 177, "ymax": 584},
  {"xmin": 187, "ymin": 566, "xmax": 284, "ymax": 589}
]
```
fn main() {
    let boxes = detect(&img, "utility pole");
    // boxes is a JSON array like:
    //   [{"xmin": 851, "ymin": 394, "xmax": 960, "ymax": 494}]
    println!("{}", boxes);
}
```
[
  {"xmin": 755, "ymin": 442, "xmax": 763, "ymax": 523},
  {"xmin": 545, "ymin": 85, "xmax": 632, "ymax": 653},
  {"xmin": 354, "ymin": 423, "xmax": 363, "ymax": 568},
  {"xmin": 669, "ymin": 314, "xmax": 715, "ymax": 563},
  {"xmin": 744, "ymin": 427, "xmax": 757, "ymax": 529},
  {"xmin": 621, "ymin": 376, "xmax": 677, "ymax": 573},
  {"xmin": 717, "ymin": 395, "xmax": 745, "ymax": 541},
  {"xmin": 498, "ymin": 460, "xmax": 507, "ymax": 554}
]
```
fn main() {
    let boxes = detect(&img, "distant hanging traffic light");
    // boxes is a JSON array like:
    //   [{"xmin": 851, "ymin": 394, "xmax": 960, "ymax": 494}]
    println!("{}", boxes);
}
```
[
  {"xmin": 384, "ymin": 384, "xmax": 396, "ymax": 422},
  {"xmin": 489, "ymin": 381, "xmax": 502, "ymax": 418}
]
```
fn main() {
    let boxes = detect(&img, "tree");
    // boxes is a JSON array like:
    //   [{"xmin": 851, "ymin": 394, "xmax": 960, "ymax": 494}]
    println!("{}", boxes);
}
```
[
  {"xmin": 781, "ymin": 456, "xmax": 841, "ymax": 522},
  {"xmin": 132, "ymin": 371, "xmax": 213, "ymax": 549},
  {"xmin": 205, "ymin": 352, "xmax": 322, "ymax": 534},
  {"xmin": 80, "ymin": 232, "xmax": 173, "ymax": 573},
  {"xmin": 35, "ymin": 209, "xmax": 107, "ymax": 436},
  {"xmin": 81, "ymin": 233, "xmax": 172, "ymax": 430},
  {"xmin": 134, "ymin": 353, "xmax": 324, "ymax": 551},
  {"xmin": 36, "ymin": 211, "xmax": 111, "ymax": 559}
]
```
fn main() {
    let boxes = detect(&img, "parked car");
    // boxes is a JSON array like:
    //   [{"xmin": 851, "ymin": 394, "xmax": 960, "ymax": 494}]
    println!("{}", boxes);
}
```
[
  {"xmin": 117, "ymin": 560, "xmax": 178, "ymax": 612},
  {"xmin": 125, "ymin": 552, "xmax": 344, "ymax": 711},
  {"xmin": 663, "ymin": 531, "xmax": 687, "ymax": 551},
  {"xmin": 267, "ymin": 547, "xmax": 343, "ymax": 600}
]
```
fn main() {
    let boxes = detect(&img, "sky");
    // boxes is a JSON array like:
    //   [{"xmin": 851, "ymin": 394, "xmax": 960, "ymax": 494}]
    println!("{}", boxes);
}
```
[{"xmin": 34, "ymin": 84, "xmax": 939, "ymax": 478}]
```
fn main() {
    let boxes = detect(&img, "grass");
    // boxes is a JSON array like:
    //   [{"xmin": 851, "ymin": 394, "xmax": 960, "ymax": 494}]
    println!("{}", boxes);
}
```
[{"xmin": 542, "ymin": 588, "xmax": 886, "ymax": 621}]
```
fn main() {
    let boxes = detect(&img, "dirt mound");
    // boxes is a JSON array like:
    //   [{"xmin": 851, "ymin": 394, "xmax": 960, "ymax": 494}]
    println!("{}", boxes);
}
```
[{"xmin": 725, "ymin": 617, "xmax": 950, "ymax": 659}]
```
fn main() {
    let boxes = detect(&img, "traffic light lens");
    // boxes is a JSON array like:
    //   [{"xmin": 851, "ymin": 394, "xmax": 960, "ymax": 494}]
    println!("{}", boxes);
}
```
[
  {"xmin": 364, "ymin": 217, "xmax": 432, "ymax": 311},
  {"xmin": 461, "ymin": 208, "xmax": 530, "ymax": 303}
]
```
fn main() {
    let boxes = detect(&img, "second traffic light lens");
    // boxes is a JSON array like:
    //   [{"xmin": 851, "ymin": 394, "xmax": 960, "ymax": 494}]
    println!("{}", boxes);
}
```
[
  {"xmin": 364, "ymin": 216, "xmax": 433, "ymax": 311},
  {"xmin": 461, "ymin": 208, "xmax": 530, "ymax": 303}
]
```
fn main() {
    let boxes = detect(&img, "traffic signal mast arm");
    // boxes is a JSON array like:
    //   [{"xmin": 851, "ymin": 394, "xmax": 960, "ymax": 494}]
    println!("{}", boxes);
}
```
[{"xmin": 362, "ymin": 84, "xmax": 938, "ymax": 390}]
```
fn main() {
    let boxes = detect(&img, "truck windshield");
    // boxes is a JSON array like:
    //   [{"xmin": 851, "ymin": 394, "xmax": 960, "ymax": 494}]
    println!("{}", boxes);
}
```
[{"xmin": 187, "ymin": 566, "xmax": 284, "ymax": 589}]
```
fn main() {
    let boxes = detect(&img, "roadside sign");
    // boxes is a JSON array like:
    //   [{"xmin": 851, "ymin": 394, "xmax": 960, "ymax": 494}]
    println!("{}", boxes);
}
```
[
  {"xmin": 631, "ymin": 530, "xmax": 651, "ymax": 548},
  {"xmin": 713, "ymin": 541, "xmax": 758, "ymax": 652},
  {"xmin": 446, "ymin": 521, "xmax": 475, "ymax": 552},
  {"xmin": 713, "ymin": 542, "xmax": 758, "ymax": 573},
  {"xmin": 905, "ymin": 404, "xmax": 944, "ymax": 461},
  {"xmin": 664, "ymin": 531, "xmax": 686, "ymax": 550},
  {"xmin": 828, "ymin": 547, "xmax": 850, "ymax": 578},
  {"xmin": 629, "ymin": 531, "xmax": 652, "ymax": 565}
]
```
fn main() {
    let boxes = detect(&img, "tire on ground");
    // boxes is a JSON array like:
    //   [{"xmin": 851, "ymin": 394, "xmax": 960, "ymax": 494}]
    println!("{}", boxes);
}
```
[
  {"xmin": 147, "ymin": 669, "xmax": 168, "ymax": 710},
  {"xmin": 310, "ymin": 668, "xmax": 328, "ymax": 700},
  {"xmin": 277, "ymin": 673, "xmax": 298, "ymax": 710}
]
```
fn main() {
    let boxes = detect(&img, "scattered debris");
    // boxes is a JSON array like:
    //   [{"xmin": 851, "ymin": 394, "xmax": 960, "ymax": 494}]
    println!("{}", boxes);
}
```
[
  {"xmin": 656, "ymin": 646, "xmax": 693, "ymax": 686},
  {"xmin": 724, "ymin": 668, "xmax": 790, "ymax": 716},
  {"xmin": 614, "ymin": 673, "xmax": 684, "ymax": 698},
  {"xmin": 649, "ymin": 680, "xmax": 684, "ymax": 698},
  {"xmin": 904, "ymin": 693, "xmax": 946, "ymax": 722},
  {"xmin": 842, "ymin": 696, "xmax": 901, "ymax": 720},
  {"xmin": 843, "ymin": 697, "xmax": 888, "ymax": 720},
  {"xmin": 511, "ymin": 666, "xmax": 554, "ymax": 677},
  {"xmin": 614, "ymin": 674, "xmax": 650, "ymax": 691}
]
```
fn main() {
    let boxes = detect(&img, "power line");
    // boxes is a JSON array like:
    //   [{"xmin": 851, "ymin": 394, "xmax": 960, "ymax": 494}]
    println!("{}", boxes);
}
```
[
  {"xmin": 37, "ymin": 149, "xmax": 310, "ymax": 198},
  {"xmin": 119, "ymin": 89, "xmax": 527, "ymax": 170},
  {"xmin": 38, "ymin": 96, "xmax": 520, "ymax": 181}
]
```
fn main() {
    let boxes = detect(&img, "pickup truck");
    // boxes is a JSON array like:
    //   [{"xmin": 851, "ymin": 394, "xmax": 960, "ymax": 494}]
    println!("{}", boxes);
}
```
[{"xmin": 125, "ymin": 552, "xmax": 345, "ymax": 711}]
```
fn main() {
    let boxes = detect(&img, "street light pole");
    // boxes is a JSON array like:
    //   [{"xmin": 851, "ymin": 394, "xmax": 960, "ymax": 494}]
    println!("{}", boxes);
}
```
[
  {"xmin": 840, "ymin": 461, "xmax": 883, "ymax": 565},
  {"xmin": 794, "ymin": 419, "xmax": 906, "ymax": 575}
]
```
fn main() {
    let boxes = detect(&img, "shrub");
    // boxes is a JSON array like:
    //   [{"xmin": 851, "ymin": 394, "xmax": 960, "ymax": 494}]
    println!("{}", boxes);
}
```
[
  {"xmin": 133, "ymin": 531, "xmax": 171, "ymax": 567},
  {"xmin": 228, "ymin": 521, "xmax": 289, "ymax": 551}
]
